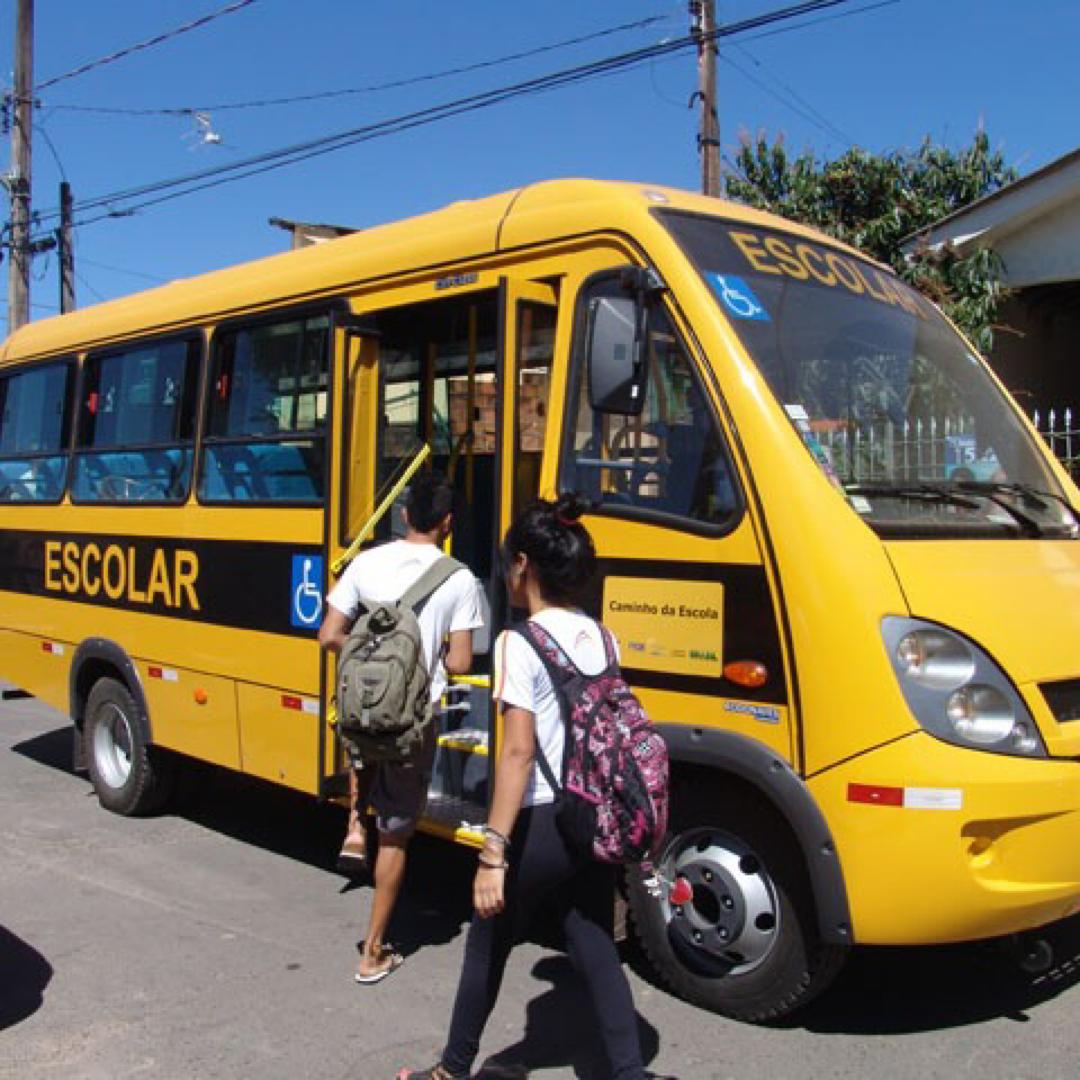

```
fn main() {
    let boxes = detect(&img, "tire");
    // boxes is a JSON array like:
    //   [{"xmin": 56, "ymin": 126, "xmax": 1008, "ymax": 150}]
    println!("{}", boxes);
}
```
[
  {"xmin": 84, "ymin": 677, "xmax": 176, "ymax": 816},
  {"xmin": 627, "ymin": 781, "xmax": 848, "ymax": 1022}
]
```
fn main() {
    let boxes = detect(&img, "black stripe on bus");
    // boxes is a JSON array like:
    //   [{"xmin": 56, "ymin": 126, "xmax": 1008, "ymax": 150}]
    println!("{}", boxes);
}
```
[
  {"xmin": 0, "ymin": 528, "xmax": 323, "ymax": 639},
  {"xmin": 589, "ymin": 557, "xmax": 787, "ymax": 705}
]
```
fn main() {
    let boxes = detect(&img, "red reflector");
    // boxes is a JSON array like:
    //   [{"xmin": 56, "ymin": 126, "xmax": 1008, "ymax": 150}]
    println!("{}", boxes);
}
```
[
  {"xmin": 148, "ymin": 666, "xmax": 163, "ymax": 679},
  {"xmin": 282, "ymin": 695, "xmax": 302, "ymax": 711},
  {"xmin": 87, "ymin": 391, "xmax": 98, "ymax": 415},
  {"xmin": 669, "ymin": 876, "xmax": 693, "ymax": 906},
  {"xmin": 41, "ymin": 641, "xmax": 52, "ymax": 653},
  {"xmin": 848, "ymin": 783, "xmax": 904, "ymax": 807}
]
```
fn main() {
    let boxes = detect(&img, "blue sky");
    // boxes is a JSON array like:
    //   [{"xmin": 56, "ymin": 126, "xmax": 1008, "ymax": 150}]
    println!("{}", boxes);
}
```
[{"xmin": 3, "ymin": 0, "xmax": 1079, "ymax": 318}]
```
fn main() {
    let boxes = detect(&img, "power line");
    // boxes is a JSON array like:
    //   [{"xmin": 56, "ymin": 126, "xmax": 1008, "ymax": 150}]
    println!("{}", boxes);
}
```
[
  {"xmin": 34, "ymin": 0, "xmax": 259, "ymax": 92},
  {"xmin": 35, "ymin": 0, "xmax": 871, "ymax": 234},
  {"xmin": 42, "ymin": 13, "xmax": 676, "ymax": 118},
  {"xmin": 724, "ymin": 46, "xmax": 854, "ymax": 146}
]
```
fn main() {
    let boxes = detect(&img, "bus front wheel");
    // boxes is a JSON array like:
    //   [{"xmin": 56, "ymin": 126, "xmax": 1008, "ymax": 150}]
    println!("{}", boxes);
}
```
[
  {"xmin": 627, "ymin": 785, "xmax": 847, "ymax": 1022},
  {"xmin": 85, "ymin": 677, "xmax": 176, "ymax": 816}
]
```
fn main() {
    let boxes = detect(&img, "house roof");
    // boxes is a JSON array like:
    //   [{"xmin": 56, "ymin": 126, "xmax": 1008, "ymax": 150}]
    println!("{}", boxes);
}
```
[{"xmin": 900, "ymin": 147, "xmax": 1080, "ymax": 287}]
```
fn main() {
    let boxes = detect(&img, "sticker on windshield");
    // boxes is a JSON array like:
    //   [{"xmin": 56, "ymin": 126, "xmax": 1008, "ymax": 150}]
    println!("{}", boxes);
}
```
[{"xmin": 706, "ymin": 273, "xmax": 771, "ymax": 322}]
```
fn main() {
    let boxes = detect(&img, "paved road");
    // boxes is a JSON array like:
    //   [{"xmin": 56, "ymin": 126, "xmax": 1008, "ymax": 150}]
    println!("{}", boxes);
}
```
[{"xmin": 3, "ymin": 688, "xmax": 1080, "ymax": 1080}]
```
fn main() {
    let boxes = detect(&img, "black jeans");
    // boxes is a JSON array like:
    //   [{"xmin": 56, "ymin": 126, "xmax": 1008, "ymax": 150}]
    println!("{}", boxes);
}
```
[{"xmin": 441, "ymin": 803, "xmax": 645, "ymax": 1079}]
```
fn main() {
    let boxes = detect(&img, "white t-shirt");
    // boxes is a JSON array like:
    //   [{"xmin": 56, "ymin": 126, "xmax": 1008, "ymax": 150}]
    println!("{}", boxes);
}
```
[
  {"xmin": 327, "ymin": 539, "xmax": 485, "ymax": 702},
  {"xmin": 493, "ymin": 608, "xmax": 616, "ymax": 807}
]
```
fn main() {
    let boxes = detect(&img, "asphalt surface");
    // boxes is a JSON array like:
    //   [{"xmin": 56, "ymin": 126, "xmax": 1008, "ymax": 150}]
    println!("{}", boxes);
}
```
[{"xmin": 3, "ymin": 686, "xmax": 1080, "ymax": 1080}]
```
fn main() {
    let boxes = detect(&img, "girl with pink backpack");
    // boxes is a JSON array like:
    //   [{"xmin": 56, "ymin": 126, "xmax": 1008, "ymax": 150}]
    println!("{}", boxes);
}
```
[{"xmin": 398, "ymin": 494, "xmax": 654, "ymax": 1080}]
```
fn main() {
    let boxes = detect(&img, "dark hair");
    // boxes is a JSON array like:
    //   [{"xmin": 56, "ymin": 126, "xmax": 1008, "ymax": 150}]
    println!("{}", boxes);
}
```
[
  {"xmin": 501, "ymin": 493, "xmax": 597, "ymax": 605},
  {"xmin": 406, "ymin": 471, "xmax": 455, "ymax": 533}
]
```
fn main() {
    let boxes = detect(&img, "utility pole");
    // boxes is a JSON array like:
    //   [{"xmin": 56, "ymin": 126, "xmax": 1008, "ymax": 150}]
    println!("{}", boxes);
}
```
[
  {"xmin": 7, "ymin": 0, "xmax": 34, "ymax": 332},
  {"xmin": 58, "ymin": 181, "xmax": 75, "ymax": 313},
  {"xmin": 690, "ymin": 0, "xmax": 721, "ymax": 197}
]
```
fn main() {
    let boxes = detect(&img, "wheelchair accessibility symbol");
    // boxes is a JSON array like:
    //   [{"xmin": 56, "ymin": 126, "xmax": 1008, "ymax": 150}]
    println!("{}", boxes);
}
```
[
  {"xmin": 706, "ymin": 273, "xmax": 771, "ymax": 322},
  {"xmin": 291, "ymin": 555, "xmax": 323, "ymax": 629}
]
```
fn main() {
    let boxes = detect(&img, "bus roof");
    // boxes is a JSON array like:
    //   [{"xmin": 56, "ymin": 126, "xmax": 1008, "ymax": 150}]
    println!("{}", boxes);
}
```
[{"xmin": 0, "ymin": 178, "xmax": 865, "ymax": 363}]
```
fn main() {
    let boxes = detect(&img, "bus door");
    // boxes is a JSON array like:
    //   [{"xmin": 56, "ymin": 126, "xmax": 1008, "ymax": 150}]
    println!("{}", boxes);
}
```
[{"xmin": 320, "ymin": 282, "xmax": 558, "ymax": 837}]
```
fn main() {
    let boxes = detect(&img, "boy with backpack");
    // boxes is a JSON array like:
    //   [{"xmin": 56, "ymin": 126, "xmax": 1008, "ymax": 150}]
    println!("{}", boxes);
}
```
[{"xmin": 318, "ymin": 472, "xmax": 485, "ymax": 984}]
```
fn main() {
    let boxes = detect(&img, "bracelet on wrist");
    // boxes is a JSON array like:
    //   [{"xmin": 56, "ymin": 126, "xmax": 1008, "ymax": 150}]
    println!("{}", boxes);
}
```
[
  {"xmin": 482, "ymin": 824, "xmax": 510, "ymax": 848},
  {"xmin": 477, "ymin": 854, "xmax": 509, "ymax": 870}
]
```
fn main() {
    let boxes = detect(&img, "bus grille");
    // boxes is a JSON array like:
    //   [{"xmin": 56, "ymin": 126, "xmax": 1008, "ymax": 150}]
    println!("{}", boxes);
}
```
[{"xmin": 1041, "ymin": 679, "xmax": 1080, "ymax": 724}]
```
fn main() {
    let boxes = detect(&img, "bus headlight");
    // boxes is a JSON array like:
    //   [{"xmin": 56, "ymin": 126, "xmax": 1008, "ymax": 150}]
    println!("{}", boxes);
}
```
[{"xmin": 883, "ymin": 617, "xmax": 1046, "ymax": 758}]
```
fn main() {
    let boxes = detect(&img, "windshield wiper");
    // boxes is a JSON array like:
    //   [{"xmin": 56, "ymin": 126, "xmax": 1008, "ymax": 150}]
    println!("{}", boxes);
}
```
[
  {"xmin": 954, "ymin": 480, "xmax": 1080, "ymax": 537},
  {"xmin": 844, "ymin": 482, "xmax": 984, "ymax": 510}
]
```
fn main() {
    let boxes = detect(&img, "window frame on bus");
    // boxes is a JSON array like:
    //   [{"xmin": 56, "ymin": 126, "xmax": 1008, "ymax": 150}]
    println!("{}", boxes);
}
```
[
  {"xmin": 0, "ymin": 354, "xmax": 77, "ymax": 506},
  {"xmin": 69, "ymin": 331, "xmax": 203, "ymax": 508},
  {"xmin": 197, "ymin": 302, "xmax": 341, "ymax": 508},
  {"xmin": 558, "ymin": 266, "xmax": 745, "ymax": 538}
]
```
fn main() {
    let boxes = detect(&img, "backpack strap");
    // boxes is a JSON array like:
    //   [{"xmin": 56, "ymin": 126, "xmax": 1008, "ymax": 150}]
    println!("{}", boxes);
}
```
[
  {"xmin": 399, "ymin": 555, "xmax": 466, "ymax": 615},
  {"xmin": 599, "ymin": 625, "xmax": 620, "ymax": 670},
  {"xmin": 518, "ymin": 619, "xmax": 581, "ymax": 679}
]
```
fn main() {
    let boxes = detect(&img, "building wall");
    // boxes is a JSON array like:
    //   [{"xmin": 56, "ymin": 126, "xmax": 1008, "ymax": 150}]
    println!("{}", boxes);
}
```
[{"xmin": 991, "ymin": 282, "xmax": 1080, "ymax": 417}]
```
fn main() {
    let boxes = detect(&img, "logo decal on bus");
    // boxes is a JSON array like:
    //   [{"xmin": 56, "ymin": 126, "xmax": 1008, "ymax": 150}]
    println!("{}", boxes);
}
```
[
  {"xmin": 706, "ymin": 273, "xmax": 771, "ymax": 322},
  {"xmin": 291, "ymin": 555, "xmax": 323, "ymax": 628}
]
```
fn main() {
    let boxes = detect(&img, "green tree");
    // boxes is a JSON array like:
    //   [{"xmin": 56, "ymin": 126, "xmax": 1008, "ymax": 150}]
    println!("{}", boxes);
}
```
[{"xmin": 725, "ymin": 130, "xmax": 1017, "ymax": 353}]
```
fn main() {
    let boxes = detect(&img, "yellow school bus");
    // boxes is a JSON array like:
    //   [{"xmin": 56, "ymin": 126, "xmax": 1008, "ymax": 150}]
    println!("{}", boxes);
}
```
[{"xmin": 2, "ymin": 179, "xmax": 1079, "ymax": 1021}]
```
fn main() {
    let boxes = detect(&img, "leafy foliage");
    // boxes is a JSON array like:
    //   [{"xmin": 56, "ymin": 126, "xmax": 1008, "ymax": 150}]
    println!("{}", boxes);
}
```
[{"xmin": 726, "ymin": 130, "xmax": 1017, "ymax": 353}]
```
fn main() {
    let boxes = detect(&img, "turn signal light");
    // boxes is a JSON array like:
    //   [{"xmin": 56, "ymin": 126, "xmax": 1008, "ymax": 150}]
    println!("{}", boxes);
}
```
[
  {"xmin": 723, "ymin": 660, "xmax": 768, "ymax": 688},
  {"xmin": 194, "ymin": 688, "xmax": 209, "ymax": 706}
]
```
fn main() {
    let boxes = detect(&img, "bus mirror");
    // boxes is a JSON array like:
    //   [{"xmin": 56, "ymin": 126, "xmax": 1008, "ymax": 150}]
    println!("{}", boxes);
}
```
[{"xmin": 587, "ymin": 295, "xmax": 647, "ymax": 416}]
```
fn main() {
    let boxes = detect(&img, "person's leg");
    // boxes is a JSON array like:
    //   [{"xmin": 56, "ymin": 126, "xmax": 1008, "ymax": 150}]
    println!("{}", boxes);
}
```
[
  {"xmin": 440, "ymin": 805, "xmax": 571, "ymax": 1076},
  {"xmin": 339, "ymin": 764, "xmax": 373, "ymax": 868},
  {"xmin": 561, "ymin": 865, "xmax": 645, "ymax": 1080},
  {"xmin": 357, "ymin": 830, "xmax": 409, "ymax": 978},
  {"xmin": 356, "ymin": 754, "xmax": 429, "ymax": 979}
]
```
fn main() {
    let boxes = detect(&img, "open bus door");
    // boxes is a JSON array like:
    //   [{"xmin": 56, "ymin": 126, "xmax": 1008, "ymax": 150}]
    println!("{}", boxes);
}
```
[{"xmin": 319, "ymin": 279, "xmax": 558, "ymax": 837}]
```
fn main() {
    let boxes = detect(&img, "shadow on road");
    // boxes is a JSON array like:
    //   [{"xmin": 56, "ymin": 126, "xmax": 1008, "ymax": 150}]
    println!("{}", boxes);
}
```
[
  {"xmin": 0, "ymin": 925, "xmax": 53, "ymax": 1032},
  {"xmin": 14, "ymin": 725, "xmax": 1080, "ymax": 1038},
  {"xmin": 11, "ymin": 725, "xmax": 74, "ymax": 774},
  {"xmin": 476, "ymin": 954, "xmax": 662, "ymax": 1080},
  {"xmin": 786, "ymin": 912, "xmax": 1080, "ymax": 1034},
  {"xmin": 11, "ymin": 724, "xmax": 473, "ymax": 957}
]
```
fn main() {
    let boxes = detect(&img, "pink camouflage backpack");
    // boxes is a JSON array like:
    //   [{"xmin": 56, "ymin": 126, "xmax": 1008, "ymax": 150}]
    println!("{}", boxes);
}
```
[{"xmin": 518, "ymin": 619, "xmax": 669, "ymax": 864}]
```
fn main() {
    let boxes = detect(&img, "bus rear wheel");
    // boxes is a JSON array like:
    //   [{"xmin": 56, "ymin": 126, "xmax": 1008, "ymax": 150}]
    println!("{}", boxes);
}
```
[
  {"xmin": 627, "ymin": 787, "xmax": 847, "ymax": 1022},
  {"xmin": 85, "ymin": 677, "xmax": 176, "ymax": 816}
]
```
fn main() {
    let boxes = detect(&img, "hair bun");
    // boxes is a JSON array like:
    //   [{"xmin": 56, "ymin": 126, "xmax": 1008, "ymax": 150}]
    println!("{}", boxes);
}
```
[{"xmin": 554, "ymin": 492, "xmax": 591, "ymax": 527}]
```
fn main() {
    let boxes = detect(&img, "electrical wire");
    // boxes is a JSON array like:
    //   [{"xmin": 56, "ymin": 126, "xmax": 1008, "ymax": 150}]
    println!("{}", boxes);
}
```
[
  {"xmin": 35, "ymin": 0, "xmax": 260, "ymax": 92},
  {"xmin": 33, "ymin": 0, "xmax": 871, "ymax": 234},
  {"xmin": 724, "ymin": 47, "xmax": 854, "ymax": 146},
  {"xmin": 43, "ymin": 13, "xmax": 677, "ymax": 117}
]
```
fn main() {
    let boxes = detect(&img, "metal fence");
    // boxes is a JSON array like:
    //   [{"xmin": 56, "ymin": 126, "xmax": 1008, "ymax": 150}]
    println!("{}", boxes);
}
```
[
  {"xmin": 810, "ymin": 407, "xmax": 1079, "ymax": 484},
  {"xmin": 1033, "ymin": 407, "xmax": 1079, "ymax": 480}
]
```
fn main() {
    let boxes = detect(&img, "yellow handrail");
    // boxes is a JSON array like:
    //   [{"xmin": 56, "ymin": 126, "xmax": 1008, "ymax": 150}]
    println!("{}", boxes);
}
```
[{"xmin": 331, "ymin": 443, "xmax": 432, "ymax": 575}]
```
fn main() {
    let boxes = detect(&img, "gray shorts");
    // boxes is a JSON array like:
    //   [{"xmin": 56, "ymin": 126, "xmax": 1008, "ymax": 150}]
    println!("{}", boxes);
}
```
[{"xmin": 368, "ymin": 727, "xmax": 436, "ymax": 838}]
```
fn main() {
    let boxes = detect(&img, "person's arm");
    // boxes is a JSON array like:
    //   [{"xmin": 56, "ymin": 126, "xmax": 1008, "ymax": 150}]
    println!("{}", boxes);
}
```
[
  {"xmin": 317, "ymin": 604, "xmax": 351, "ymax": 654},
  {"xmin": 473, "ymin": 704, "xmax": 534, "ymax": 918},
  {"xmin": 443, "ymin": 628, "xmax": 473, "ymax": 676}
]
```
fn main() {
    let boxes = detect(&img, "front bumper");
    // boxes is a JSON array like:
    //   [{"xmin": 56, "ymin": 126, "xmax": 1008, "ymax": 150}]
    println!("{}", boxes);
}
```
[{"xmin": 810, "ymin": 731, "xmax": 1080, "ymax": 945}]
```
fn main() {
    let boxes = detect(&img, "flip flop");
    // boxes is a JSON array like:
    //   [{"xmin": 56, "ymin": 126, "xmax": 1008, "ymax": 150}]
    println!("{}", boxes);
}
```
[
  {"xmin": 336, "ymin": 835, "xmax": 370, "ymax": 878},
  {"xmin": 354, "ymin": 941, "xmax": 404, "ymax": 985}
]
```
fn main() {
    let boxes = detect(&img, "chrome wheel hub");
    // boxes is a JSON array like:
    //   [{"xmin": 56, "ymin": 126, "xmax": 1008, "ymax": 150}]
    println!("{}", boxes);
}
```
[
  {"xmin": 661, "ymin": 827, "xmax": 780, "ymax": 974},
  {"xmin": 93, "ymin": 702, "xmax": 134, "ymax": 789}
]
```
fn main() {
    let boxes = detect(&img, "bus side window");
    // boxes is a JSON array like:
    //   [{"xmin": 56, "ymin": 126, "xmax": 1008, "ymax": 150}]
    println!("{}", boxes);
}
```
[
  {"xmin": 200, "ymin": 314, "xmax": 329, "ymax": 504},
  {"xmin": 72, "ymin": 339, "xmax": 200, "ymax": 504},
  {"xmin": 513, "ymin": 301, "xmax": 556, "ymax": 520},
  {"xmin": 561, "ymin": 273, "xmax": 738, "ymax": 528},
  {"xmin": 0, "ymin": 360, "xmax": 73, "ymax": 503}
]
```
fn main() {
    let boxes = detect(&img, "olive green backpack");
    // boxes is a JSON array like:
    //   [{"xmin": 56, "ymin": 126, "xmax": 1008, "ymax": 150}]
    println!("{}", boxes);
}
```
[{"xmin": 335, "ymin": 555, "xmax": 464, "ymax": 763}]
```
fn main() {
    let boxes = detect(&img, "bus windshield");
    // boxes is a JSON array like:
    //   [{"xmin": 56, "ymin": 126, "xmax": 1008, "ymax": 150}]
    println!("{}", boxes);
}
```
[{"xmin": 660, "ymin": 210, "xmax": 1079, "ymax": 539}]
